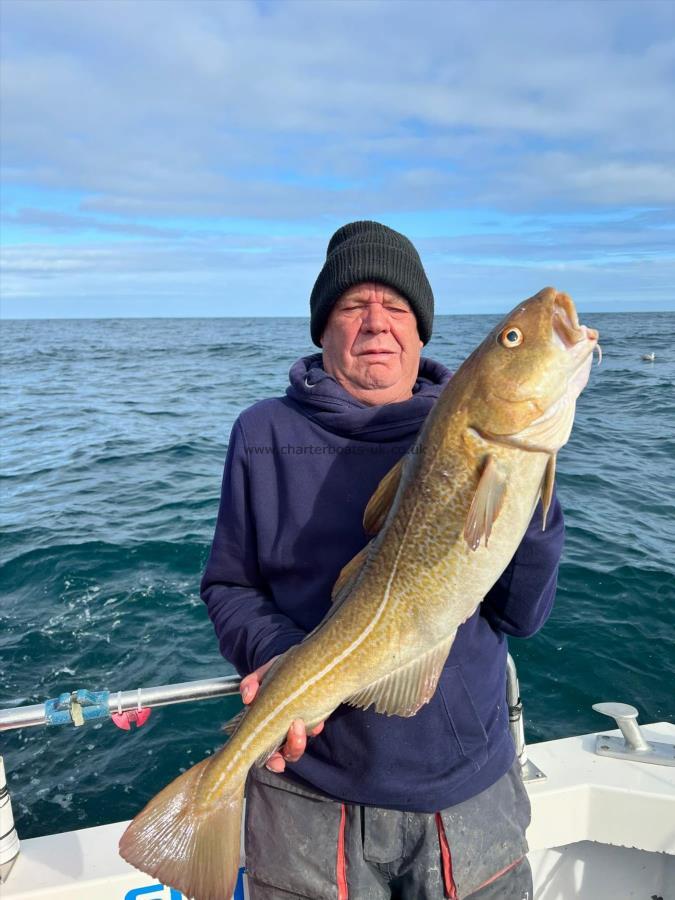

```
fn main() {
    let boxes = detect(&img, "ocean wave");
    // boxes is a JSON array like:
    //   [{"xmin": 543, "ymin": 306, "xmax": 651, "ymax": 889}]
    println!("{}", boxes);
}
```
[{"xmin": 1, "ymin": 538, "xmax": 209, "ymax": 581}]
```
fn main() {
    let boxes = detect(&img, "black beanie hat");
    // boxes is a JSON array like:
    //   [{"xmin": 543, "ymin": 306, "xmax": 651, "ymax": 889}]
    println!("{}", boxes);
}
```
[{"xmin": 309, "ymin": 220, "xmax": 434, "ymax": 346}]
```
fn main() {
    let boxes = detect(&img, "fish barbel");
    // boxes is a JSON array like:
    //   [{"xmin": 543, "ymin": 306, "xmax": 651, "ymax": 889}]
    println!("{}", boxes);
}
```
[{"xmin": 120, "ymin": 287, "xmax": 599, "ymax": 900}]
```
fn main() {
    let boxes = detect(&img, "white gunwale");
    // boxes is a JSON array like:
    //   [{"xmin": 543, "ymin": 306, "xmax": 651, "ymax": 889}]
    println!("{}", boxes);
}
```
[{"xmin": 3, "ymin": 721, "xmax": 673, "ymax": 900}]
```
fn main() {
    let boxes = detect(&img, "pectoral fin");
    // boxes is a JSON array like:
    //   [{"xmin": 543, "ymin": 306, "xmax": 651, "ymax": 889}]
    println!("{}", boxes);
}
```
[
  {"xmin": 363, "ymin": 455, "xmax": 405, "ymax": 535},
  {"xmin": 345, "ymin": 633, "xmax": 456, "ymax": 717},
  {"xmin": 540, "ymin": 454, "xmax": 556, "ymax": 530},
  {"xmin": 463, "ymin": 455, "xmax": 506, "ymax": 552}
]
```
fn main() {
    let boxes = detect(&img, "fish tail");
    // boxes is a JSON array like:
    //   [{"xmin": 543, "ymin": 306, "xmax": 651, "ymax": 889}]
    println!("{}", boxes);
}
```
[{"xmin": 119, "ymin": 755, "xmax": 245, "ymax": 900}]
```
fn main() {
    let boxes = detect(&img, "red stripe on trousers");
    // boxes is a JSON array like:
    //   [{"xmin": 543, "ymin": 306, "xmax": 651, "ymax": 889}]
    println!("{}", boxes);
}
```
[
  {"xmin": 472, "ymin": 855, "xmax": 524, "ymax": 892},
  {"xmin": 337, "ymin": 802, "xmax": 348, "ymax": 900},
  {"xmin": 435, "ymin": 812, "xmax": 458, "ymax": 899}
]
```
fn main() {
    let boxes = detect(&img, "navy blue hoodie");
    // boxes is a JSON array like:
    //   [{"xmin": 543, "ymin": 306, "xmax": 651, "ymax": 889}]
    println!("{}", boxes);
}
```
[{"xmin": 201, "ymin": 353, "xmax": 564, "ymax": 812}]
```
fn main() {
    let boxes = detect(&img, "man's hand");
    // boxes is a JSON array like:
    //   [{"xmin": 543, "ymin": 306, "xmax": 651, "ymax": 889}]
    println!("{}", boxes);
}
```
[{"xmin": 240, "ymin": 656, "xmax": 325, "ymax": 773}]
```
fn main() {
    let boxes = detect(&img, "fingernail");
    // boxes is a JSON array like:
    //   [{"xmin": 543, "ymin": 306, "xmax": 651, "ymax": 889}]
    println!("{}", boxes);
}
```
[
  {"xmin": 292, "ymin": 720, "xmax": 303, "ymax": 736},
  {"xmin": 242, "ymin": 685, "xmax": 252, "ymax": 702}
]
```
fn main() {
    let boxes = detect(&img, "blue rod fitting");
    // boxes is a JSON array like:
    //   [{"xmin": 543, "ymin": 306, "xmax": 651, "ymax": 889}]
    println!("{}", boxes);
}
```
[{"xmin": 44, "ymin": 690, "xmax": 111, "ymax": 726}]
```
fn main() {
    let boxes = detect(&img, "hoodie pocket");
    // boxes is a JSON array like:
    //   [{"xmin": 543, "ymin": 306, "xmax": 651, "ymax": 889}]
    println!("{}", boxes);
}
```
[{"xmin": 438, "ymin": 665, "xmax": 489, "ymax": 769}]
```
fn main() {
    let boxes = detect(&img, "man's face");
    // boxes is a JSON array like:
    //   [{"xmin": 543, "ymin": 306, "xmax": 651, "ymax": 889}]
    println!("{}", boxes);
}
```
[{"xmin": 320, "ymin": 282, "xmax": 423, "ymax": 406}]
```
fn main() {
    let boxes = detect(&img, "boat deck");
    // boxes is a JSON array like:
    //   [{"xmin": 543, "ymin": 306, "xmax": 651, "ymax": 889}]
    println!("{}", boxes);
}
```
[{"xmin": 4, "ymin": 722, "xmax": 674, "ymax": 900}]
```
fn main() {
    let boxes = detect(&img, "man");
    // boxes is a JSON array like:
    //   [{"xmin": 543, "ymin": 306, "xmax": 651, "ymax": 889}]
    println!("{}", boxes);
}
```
[{"xmin": 201, "ymin": 221, "xmax": 564, "ymax": 899}]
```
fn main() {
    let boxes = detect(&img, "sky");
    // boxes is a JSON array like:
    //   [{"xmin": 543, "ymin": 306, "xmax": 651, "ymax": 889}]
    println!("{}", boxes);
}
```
[{"xmin": 1, "ymin": 0, "xmax": 674, "ymax": 319}]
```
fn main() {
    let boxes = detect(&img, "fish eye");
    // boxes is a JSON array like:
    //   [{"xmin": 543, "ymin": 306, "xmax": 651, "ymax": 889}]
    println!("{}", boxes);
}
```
[{"xmin": 499, "ymin": 327, "xmax": 523, "ymax": 348}]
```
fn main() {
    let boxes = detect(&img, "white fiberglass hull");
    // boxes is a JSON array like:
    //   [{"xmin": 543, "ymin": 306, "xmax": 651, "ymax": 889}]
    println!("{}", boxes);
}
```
[{"xmin": 4, "ymin": 722, "xmax": 674, "ymax": 900}]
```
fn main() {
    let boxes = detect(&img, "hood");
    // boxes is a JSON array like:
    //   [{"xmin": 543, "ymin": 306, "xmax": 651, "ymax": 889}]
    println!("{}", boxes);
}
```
[{"xmin": 285, "ymin": 353, "xmax": 452, "ymax": 442}]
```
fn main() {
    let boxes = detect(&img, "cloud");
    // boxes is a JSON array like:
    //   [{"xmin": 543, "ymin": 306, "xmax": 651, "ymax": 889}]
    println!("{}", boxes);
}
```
[
  {"xmin": 2, "ymin": 0, "xmax": 674, "ymax": 214},
  {"xmin": 3, "ymin": 208, "xmax": 181, "ymax": 238},
  {"xmin": 1, "ymin": 0, "xmax": 674, "ymax": 315}
]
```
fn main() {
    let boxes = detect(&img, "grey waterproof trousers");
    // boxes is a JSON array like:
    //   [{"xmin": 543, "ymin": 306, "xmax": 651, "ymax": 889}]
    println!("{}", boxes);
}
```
[{"xmin": 244, "ymin": 761, "xmax": 533, "ymax": 900}]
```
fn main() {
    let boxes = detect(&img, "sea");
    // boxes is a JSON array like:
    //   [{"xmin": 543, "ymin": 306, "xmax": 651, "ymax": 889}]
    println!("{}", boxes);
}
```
[{"xmin": 1, "ymin": 312, "xmax": 674, "ymax": 840}]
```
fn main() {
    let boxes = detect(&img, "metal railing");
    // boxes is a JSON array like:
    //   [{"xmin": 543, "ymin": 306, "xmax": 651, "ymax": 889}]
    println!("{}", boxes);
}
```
[
  {"xmin": 1, "ymin": 656, "xmax": 542, "ymax": 782},
  {"xmin": 0, "ymin": 674, "xmax": 243, "ymax": 882},
  {"xmin": 506, "ymin": 654, "xmax": 546, "ymax": 783},
  {"xmin": 0, "ymin": 675, "xmax": 242, "ymax": 733}
]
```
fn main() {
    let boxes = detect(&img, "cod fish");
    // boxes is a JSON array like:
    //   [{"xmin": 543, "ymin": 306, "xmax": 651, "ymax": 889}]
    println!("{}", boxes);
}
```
[{"xmin": 120, "ymin": 287, "xmax": 599, "ymax": 900}]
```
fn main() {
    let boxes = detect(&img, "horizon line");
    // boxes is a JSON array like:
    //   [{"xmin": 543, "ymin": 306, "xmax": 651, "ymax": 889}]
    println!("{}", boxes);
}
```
[{"xmin": 2, "ymin": 309, "xmax": 672, "ymax": 323}]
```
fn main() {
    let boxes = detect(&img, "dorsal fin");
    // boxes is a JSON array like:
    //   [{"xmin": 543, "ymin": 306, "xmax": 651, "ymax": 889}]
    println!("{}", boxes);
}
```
[
  {"xmin": 540, "ymin": 453, "xmax": 556, "ymax": 530},
  {"xmin": 463, "ymin": 454, "xmax": 507, "ymax": 552},
  {"xmin": 331, "ymin": 543, "xmax": 370, "ymax": 606},
  {"xmin": 345, "ymin": 633, "xmax": 456, "ymax": 717},
  {"xmin": 363, "ymin": 455, "xmax": 405, "ymax": 535}
]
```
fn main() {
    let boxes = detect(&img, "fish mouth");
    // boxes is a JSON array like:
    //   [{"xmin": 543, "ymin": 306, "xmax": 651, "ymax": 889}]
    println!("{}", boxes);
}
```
[
  {"xmin": 552, "ymin": 293, "xmax": 599, "ymax": 362},
  {"xmin": 517, "ymin": 295, "xmax": 600, "ymax": 447},
  {"xmin": 551, "ymin": 294, "xmax": 600, "ymax": 407}
]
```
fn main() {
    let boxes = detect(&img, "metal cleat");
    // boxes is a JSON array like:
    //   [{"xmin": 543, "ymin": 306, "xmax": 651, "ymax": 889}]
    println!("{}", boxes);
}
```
[{"xmin": 592, "ymin": 702, "xmax": 675, "ymax": 766}]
